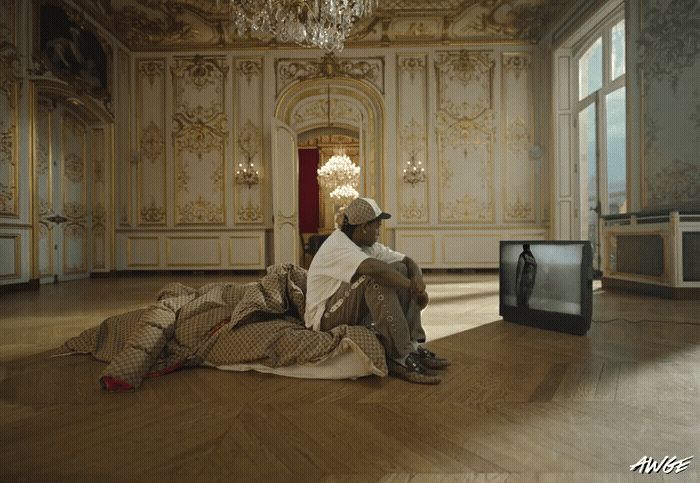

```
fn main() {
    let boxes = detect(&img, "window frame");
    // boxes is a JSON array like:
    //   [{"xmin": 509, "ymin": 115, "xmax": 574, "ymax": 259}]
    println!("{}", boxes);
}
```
[{"xmin": 572, "ymin": 8, "xmax": 627, "ymax": 269}]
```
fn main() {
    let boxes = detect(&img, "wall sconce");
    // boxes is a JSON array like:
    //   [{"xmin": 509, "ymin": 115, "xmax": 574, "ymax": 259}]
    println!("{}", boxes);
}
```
[
  {"xmin": 236, "ymin": 125, "xmax": 261, "ymax": 188},
  {"xmin": 235, "ymin": 152, "xmax": 260, "ymax": 188},
  {"xmin": 402, "ymin": 151, "xmax": 425, "ymax": 185}
]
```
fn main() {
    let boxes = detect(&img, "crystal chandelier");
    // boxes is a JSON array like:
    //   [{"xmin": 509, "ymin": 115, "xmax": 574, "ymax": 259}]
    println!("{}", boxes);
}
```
[
  {"xmin": 329, "ymin": 184, "xmax": 359, "ymax": 207},
  {"xmin": 227, "ymin": 0, "xmax": 378, "ymax": 52},
  {"xmin": 402, "ymin": 151, "xmax": 425, "ymax": 185},
  {"xmin": 317, "ymin": 153, "xmax": 360, "ymax": 191}
]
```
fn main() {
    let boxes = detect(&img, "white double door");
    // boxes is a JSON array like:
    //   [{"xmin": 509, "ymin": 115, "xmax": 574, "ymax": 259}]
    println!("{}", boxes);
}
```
[
  {"xmin": 37, "ymin": 101, "xmax": 91, "ymax": 283},
  {"xmin": 271, "ymin": 118, "xmax": 301, "ymax": 266}
]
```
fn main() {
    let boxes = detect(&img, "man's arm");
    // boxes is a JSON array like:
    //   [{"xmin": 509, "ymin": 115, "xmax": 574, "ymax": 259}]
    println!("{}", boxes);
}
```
[
  {"xmin": 354, "ymin": 258, "xmax": 415, "ymax": 291},
  {"xmin": 402, "ymin": 256, "xmax": 426, "ymax": 294},
  {"xmin": 402, "ymin": 256, "xmax": 422, "ymax": 279}
]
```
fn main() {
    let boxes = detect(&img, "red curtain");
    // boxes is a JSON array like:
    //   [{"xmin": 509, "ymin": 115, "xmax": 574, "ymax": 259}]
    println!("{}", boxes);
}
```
[{"xmin": 298, "ymin": 148, "xmax": 320, "ymax": 233}]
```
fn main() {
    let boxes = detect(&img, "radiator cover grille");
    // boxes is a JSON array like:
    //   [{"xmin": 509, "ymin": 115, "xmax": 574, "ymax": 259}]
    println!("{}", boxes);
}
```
[
  {"xmin": 617, "ymin": 235, "xmax": 664, "ymax": 276},
  {"xmin": 682, "ymin": 232, "xmax": 700, "ymax": 281}
]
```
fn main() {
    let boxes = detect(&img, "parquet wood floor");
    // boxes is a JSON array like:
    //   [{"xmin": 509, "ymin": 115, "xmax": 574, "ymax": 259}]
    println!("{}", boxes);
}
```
[{"xmin": 1, "ymin": 272, "xmax": 698, "ymax": 481}]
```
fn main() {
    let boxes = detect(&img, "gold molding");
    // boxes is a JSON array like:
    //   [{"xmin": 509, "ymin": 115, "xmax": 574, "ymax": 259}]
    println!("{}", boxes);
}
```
[
  {"xmin": 172, "ymin": 55, "xmax": 228, "ymax": 226},
  {"xmin": 435, "ymin": 50, "xmax": 496, "ymax": 224},
  {"xmin": 392, "ymin": 225, "xmax": 549, "ymax": 231},
  {"xmin": 396, "ymin": 233, "xmax": 435, "ymax": 265},
  {"xmin": 275, "ymin": 53, "xmax": 385, "ymax": 96},
  {"xmin": 233, "ymin": 57, "xmax": 265, "ymax": 225},
  {"xmin": 501, "ymin": 52, "xmax": 536, "ymax": 224},
  {"xmin": 62, "ymin": 223, "xmax": 88, "ymax": 275},
  {"xmin": 60, "ymin": 109, "xmax": 89, "ymax": 275},
  {"xmin": 117, "ymin": 48, "xmax": 132, "ymax": 227},
  {"xmin": 396, "ymin": 53, "xmax": 429, "ymax": 225},
  {"xmin": 126, "ymin": 235, "xmax": 160, "ymax": 267},
  {"xmin": 166, "ymin": 236, "xmax": 222, "ymax": 267},
  {"xmin": 116, "ymin": 227, "xmax": 270, "ymax": 233},
  {"xmin": 228, "ymin": 235, "xmax": 264, "ymax": 267},
  {"xmin": 441, "ymin": 233, "xmax": 500, "ymax": 265},
  {"xmin": 61, "ymin": 110, "xmax": 88, "ymax": 222},
  {"xmin": 275, "ymin": 78, "xmax": 386, "ymax": 240},
  {"xmin": 0, "ymin": 71, "xmax": 19, "ymax": 218},
  {"xmin": 0, "ymin": 223, "xmax": 32, "ymax": 228},
  {"xmin": 436, "ymin": 132, "xmax": 495, "ymax": 223},
  {"xmin": 136, "ymin": 58, "xmax": 167, "ymax": 226},
  {"xmin": 0, "ymin": 233, "xmax": 21, "ymax": 279},
  {"xmin": 92, "ymin": 127, "xmax": 107, "ymax": 269},
  {"xmin": 35, "ymin": 93, "xmax": 53, "ymax": 279}
]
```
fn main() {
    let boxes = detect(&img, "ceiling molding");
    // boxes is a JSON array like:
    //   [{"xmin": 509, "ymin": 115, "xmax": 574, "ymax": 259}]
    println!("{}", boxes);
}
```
[{"xmin": 70, "ymin": 0, "xmax": 568, "ymax": 51}]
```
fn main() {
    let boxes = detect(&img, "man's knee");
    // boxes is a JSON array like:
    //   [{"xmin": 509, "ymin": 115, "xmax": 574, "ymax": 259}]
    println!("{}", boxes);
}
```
[{"xmin": 390, "ymin": 261, "xmax": 407, "ymax": 276}]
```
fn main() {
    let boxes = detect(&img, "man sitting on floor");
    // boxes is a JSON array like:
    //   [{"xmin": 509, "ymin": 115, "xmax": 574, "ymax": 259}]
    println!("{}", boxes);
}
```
[{"xmin": 304, "ymin": 197, "xmax": 449, "ymax": 384}]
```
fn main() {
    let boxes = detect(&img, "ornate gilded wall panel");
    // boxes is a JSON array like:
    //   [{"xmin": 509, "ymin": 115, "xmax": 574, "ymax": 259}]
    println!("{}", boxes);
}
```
[
  {"xmin": 117, "ymin": 48, "xmax": 132, "ymax": 226},
  {"xmin": 172, "ymin": 55, "xmax": 228, "ymax": 225},
  {"xmin": 136, "ymin": 59, "xmax": 167, "ymax": 225},
  {"xmin": 502, "ymin": 53, "xmax": 535, "ymax": 223},
  {"xmin": 435, "ymin": 50, "xmax": 495, "ymax": 223},
  {"xmin": 61, "ymin": 112, "xmax": 88, "ymax": 274},
  {"xmin": 396, "ymin": 54, "xmax": 429, "ymax": 224},
  {"xmin": 233, "ymin": 58, "xmax": 264, "ymax": 224},
  {"xmin": 275, "ymin": 54, "xmax": 384, "ymax": 97},
  {"xmin": 92, "ymin": 128, "xmax": 107, "ymax": 269},
  {"xmin": 37, "ymin": 99, "xmax": 53, "ymax": 276},
  {"xmin": 0, "ymin": 0, "xmax": 19, "ymax": 217}
]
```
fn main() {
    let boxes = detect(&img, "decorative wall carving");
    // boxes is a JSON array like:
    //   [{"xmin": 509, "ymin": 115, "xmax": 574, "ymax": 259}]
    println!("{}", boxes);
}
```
[
  {"xmin": 91, "ymin": 127, "xmax": 107, "ymax": 269},
  {"xmin": 397, "ymin": 54, "xmax": 428, "ymax": 223},
  {"xmin": 117, "ymin": 48, "xmax": 131, "ymax": 227},
  {"xmin": 136, "ymin": 58, "xmax": 167, "ymax": 225},
  {"xmin": 114, "ymin": 1, "xmax": 198, "ymax": 50},
  {"xmin": 37, "ymin": 101, "xmax": 53, "ymax": 276},
  {"xmin": 172, "ymin": 55, "xmax": 227, "ymax": 225},
  {"xmin": 61, "ymin": 111, "xmax": 87, "ymax": 274},
  {"xmin": 0, "ymin": 0, "xmax": 18, "ymax": 217},
  {"xmin": 502, "ymin": 52, "xmax": 535, "ymax": 223},
  {"xmin": 291, "ymin": 97, "xmax": 362, "ymax": 131},
  {"xmin": 460, "ymin": 0, "xmax": 557, "ymax": 41},
  {"xmin": 276, "ymin": 53, "xmax": 384, "ymax": 96},
  {"xmin": 234, "ymin": 57, "xmax": 264, "ymax": 224},
  {"xmin": 435, "ymin": 50, "xmax": 495, "ymax": 223}
]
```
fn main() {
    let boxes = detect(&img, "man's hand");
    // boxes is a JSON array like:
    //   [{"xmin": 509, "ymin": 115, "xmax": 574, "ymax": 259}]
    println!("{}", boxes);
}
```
[{"xmin": 409, "ymin": 275, "xmax": 425, "ymax": 296}]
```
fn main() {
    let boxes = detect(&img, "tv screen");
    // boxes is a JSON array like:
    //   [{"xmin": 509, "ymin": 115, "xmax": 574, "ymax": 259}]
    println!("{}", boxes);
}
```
[{"xmin": 499, "ymin": 241, "xmax": 593, "ymax": 335}]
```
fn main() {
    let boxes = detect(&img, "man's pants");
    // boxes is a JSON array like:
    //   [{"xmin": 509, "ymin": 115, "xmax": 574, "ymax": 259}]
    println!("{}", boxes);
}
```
[{"xmin": 320, "ymin": 261, "xmax": 426, "ymax": 360}]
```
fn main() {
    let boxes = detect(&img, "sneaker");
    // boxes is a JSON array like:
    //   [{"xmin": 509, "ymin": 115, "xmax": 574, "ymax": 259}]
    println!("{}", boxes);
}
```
[
  {"xmin": 416, "ymin": 346, "xmax": 450, "ymax": 369},
  {"xmin": 387, "ymin": 353, "xmax": 441, "ymax": 385}
]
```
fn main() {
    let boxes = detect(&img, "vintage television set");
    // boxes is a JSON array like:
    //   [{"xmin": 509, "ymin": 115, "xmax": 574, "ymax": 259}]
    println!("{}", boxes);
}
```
[{"xmin": 499, "ymin": 241, "xmax": 593, "ymax": 335}]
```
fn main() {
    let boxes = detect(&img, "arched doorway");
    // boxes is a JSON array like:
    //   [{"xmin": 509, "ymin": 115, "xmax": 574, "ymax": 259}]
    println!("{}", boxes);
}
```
[
  {"xmin": 272, "ymin": 78, "xmax": 385, "ymax": 265},
  {"xmin": 30, "ymin": 80, "xmax": 114, "ymax": 282}
]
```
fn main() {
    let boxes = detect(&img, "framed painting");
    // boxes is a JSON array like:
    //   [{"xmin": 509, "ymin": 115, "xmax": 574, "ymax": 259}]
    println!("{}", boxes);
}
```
[{"xmin": 34, "ymin": 1, "xmax": 112, "ymax": 104}]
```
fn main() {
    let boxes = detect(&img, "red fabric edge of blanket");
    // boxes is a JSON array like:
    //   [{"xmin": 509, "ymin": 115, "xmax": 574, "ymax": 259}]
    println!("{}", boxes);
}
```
[{"xmin": 100, "ymin": 376, "xmax": 134, "ymax": 392}]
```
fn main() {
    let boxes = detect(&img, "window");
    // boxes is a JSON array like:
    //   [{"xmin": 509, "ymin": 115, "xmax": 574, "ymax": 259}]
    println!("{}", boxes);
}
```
[{"xmin": 574, "ymin": 14, "xmax": 626, "ymax": 273}]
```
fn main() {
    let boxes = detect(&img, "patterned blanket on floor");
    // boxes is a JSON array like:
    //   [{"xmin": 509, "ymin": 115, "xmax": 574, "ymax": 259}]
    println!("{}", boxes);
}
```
[{"xmin": 55, "ymin": 264, "xmax": 388, "ymax": 391}]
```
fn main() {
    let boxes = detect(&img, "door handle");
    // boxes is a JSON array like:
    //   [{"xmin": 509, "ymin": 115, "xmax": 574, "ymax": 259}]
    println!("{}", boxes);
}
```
[{"xmin": 46, "ymin": 214, "xmax": 68, "ymax": 225}]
